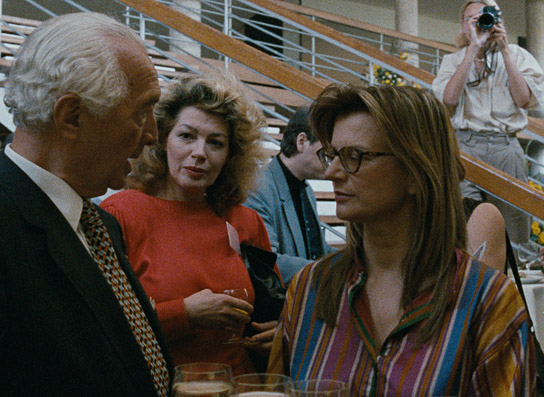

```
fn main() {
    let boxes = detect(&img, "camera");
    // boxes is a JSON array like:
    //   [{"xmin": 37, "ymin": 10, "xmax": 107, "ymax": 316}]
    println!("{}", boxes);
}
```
[{"xmin": 477, "ymin": 6, "xmax": 502, "ymax": 30}]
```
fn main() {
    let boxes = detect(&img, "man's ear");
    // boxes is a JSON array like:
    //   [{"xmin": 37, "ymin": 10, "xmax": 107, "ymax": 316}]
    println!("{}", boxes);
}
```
[
  {"xmin": 295, "ymin": 132, "xmax": 309, "ymax": 153},
  {"xmin": 53, "ymin": 94, "xmax": 82, "ymax": 139}
]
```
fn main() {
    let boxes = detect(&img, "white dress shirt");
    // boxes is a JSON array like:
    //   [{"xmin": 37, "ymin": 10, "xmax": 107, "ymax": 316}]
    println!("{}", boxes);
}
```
[{"xmin": 432, "ymin": 44, "xmax": 544, "ymax": 134}]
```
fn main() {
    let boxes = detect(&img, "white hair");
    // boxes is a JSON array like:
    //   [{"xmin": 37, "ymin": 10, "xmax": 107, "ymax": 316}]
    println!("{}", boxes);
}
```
[{"xmin": 4, "ymin": 12, "xmax": 146, "ymax": 130}]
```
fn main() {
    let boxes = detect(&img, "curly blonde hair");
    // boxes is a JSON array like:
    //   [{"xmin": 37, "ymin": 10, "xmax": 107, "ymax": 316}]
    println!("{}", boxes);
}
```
[{"xmin": 128, "ymin": 72, "xmax": 268, "ymax": 216}]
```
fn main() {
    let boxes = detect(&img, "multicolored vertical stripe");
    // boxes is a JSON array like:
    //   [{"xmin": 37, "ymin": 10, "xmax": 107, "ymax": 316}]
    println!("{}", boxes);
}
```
[{"xmin": 268, "ymin": 250, "xmax": 535, "ymax": 396}]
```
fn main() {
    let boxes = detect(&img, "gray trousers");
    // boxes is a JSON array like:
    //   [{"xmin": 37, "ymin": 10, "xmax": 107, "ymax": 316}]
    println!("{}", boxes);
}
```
[{"xmin": 456, "ymin": 129, "xmax": 530, "ymax": 244}]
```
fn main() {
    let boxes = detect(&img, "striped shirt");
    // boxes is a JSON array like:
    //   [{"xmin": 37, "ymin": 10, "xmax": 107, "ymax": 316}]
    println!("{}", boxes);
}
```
[{"xmin": 268, "ymin": 250, "xmax": 535, "ymax": 395}]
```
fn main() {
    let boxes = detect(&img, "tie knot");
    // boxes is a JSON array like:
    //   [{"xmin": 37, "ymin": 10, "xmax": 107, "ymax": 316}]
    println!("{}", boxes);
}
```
[{"xmin": 80, "ymin": 199, "xmax": 101, "ymax": 230}]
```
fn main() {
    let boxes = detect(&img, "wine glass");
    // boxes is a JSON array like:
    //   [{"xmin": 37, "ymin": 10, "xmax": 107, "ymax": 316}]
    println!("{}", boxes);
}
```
[
  {"xmin": 222, "ymin": 288, "xmax": 250, "ymax": 344},
  {"xmin": 517, "ymin": 242, "xmax": 540, "ymax": 271},
  {"xmin": 234, "ymin": 373, "xmax": 294, "ymax": 396},
  {"xmin": 171, "ymin": 362, "xmax": 234, "ymax": 396},
  {"xmin": 293, "ymin": 379, "xmax": 348, "ymax": 396}
]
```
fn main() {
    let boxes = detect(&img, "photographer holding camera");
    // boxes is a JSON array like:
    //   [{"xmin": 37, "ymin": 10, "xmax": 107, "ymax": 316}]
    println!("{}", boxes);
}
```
[{"xmin": 433, "ymin": 0, "xmax": 544, "ymax": 245}]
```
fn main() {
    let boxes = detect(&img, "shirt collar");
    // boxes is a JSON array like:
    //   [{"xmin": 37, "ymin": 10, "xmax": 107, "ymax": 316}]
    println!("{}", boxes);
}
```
[{"xmin": 5, "ymin": 144, "xmax": 84, "ymax": 231}]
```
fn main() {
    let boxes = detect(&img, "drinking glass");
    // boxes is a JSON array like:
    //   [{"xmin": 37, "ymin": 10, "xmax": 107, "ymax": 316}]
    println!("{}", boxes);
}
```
[
  {"xmin": 234, "ymin": 373, "xmax": 294, "ymax": 396},
  {"xmin": 293, "ymin": 379, "xmax": 348, "ymax": 396},
  {"xmin": 517, "ymin": 242, "xmax": 541, "ymax": 270},
  {"xmin": 171, "ymin": 362, "xmax": 234, "ymax": 396},
  {"xmin": 222, "ymin": 288, "xmax": 250, "ymax": 344}
]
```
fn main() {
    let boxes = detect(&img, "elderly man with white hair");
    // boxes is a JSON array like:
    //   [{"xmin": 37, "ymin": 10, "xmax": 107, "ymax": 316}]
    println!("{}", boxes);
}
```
[{"xmin": 0, "ymin": 12, "xmax": 173, "ymax": 395}]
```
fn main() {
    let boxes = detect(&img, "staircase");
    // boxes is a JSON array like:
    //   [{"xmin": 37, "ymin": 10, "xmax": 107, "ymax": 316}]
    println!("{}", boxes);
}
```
[{"xmin": 3, "ymin": 0, "xmax": 544, "ymax": 252}]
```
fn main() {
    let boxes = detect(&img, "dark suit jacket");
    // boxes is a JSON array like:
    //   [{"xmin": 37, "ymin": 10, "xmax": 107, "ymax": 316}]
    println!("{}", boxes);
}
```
[{"xmin": 0, "ymin": 152, "xmax": 174, "ymax": 396}]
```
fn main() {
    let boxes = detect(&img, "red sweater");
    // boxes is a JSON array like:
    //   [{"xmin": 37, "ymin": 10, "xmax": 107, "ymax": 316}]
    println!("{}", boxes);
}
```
[{"xmin": 101, "ymin": 189, "xmax": 276, "ymax": 375}]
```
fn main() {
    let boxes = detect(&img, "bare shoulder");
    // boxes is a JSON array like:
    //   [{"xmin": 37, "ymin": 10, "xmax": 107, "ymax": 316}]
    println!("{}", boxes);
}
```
[
  {"xmin": 468, "ymin": 202, "xmax": 505, "ymax": 228},
  {"xmin": 466, "ymin": 202, "xmax": 506, "ymax": 272}
]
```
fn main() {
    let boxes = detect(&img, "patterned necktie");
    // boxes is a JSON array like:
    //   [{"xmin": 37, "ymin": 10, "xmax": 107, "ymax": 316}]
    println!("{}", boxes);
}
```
[{"xmin": 80, "ymin": 199, "xmax": 169, "ymax": 396}]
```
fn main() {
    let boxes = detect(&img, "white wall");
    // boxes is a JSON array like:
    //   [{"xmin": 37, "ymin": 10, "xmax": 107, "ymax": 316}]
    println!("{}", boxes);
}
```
[{"xmin": 301, "ymin": 0, "xmax": 527, "ymax": 47}]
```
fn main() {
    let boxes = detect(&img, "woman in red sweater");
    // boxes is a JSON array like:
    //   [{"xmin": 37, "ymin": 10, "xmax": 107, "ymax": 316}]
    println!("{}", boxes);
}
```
[{"xmin": 101, "ymin": 72, "xmax": 279, "ymax": 375}]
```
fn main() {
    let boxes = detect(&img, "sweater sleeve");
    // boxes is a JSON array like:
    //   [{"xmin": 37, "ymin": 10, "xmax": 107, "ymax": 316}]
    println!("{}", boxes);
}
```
[
  {"xmin": 101, "ymin": 195, "xmax": 193, "ymax": 339},
  {"xmin": 154, "ymin": 298, "xmax": 191, "ymax": 340}
]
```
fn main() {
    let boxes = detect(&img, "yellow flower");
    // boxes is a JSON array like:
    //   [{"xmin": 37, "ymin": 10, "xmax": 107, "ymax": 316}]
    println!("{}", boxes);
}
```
[
  {"xmin": 385, "ymin": 79, "xmax": 390, "ymax": 84},
  {"xmin": 538, "ymin": 231, "xmax": 544, "ymax": 245},
  {"xmin": 530, "ymin": 181, "xmax": 543, "ymax": 191},
  {"xmin": 532, "ymin": 222, "xmax": 541, "ymax": 235}
]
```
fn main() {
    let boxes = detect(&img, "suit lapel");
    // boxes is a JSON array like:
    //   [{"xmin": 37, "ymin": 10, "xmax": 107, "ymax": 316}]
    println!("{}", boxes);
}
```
[
  {"xmin": 305, "ymin": 184, "xmax": 327, "ymax": 252},
  {"xmin": 269, "ymin": 158, "xmax": 307, "ymax": 257},
  {"xmin": 101, "ymin": 206, "xmax": 175, "ymax": 378},
  {"xmin": 0, "ymin": 153, "xmax": 160, "ymax": 394}
]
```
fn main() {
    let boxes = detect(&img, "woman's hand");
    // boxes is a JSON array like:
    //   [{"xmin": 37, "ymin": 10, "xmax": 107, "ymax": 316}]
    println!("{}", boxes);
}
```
[
  {"xmin": 241, "ymin": 321, "xmax": 278, "ymax": 356},
  {"xmin": 184, "ymin": 289, "xmax": 253, "ymax": 332},
  {"xmin": 490, "ymin": 22, "xmax": 509, "ymax": 52},
  {"xmin": 467, "ymin": 14, "xmax": 492, "ymax": 52}
]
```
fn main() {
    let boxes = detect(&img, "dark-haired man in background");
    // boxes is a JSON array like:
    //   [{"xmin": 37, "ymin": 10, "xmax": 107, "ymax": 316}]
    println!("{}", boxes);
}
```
[{"xmin": 245, "ymin": 108, "xmax": 334, "ymax": 285}]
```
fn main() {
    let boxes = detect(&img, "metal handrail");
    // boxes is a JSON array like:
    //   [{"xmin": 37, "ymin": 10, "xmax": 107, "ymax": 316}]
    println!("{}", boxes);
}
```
[{"xmin": 4, "ymin": 0, "xmax": 544, "ymax": 250}]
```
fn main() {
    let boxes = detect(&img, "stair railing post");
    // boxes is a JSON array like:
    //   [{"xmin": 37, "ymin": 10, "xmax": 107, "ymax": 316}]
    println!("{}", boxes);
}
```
[
  {"xmin": 124, "ymin": 6, "xmax": 130, "ymax": 26},
  {"xmin": 224, "ymin": 0, "xmax": 232, "ymax": 70},
  {"xmin": 311, "ymin": 15, "xmax": 316, "ymax": 77},
  {"xmin": 433, "ymin": 48, "xmax": 440, "ymax": 75},
  {"xmin": 0, "ymin": 0, "xmax": 3, "ymax": 49},
  {"xmin": 138, "ymin": 10, "xmax": 146, "ymax": 42}
]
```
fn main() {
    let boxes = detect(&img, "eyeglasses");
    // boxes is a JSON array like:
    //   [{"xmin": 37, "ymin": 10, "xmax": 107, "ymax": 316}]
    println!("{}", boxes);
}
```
[{"xmin": 316, "ymin": 146, "xmax": 394, "ymax": 174}]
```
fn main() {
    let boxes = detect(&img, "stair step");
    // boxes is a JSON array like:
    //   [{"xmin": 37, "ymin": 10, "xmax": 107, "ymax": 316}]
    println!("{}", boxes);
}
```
[
  {"xmin": 319, "ymin": 215, "xmax": 344, "ymax": 226},
  {"xmin": 315, "ymin": 191, "xmax": 335, "ymax": 200},
  {"xmin": 330, "ymin": 242, "xmax": 346, "ymax": 249},
  {"xmin": 0, "ymin": 12, "xmax": 344, "ymax": 246}
]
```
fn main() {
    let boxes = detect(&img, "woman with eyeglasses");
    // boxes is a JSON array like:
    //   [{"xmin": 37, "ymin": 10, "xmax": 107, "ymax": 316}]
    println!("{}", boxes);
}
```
[
  {"xmin": 432, "ymin": 0, "xmax": 544, "ymax": 246},
  {"xmin": 267, "ymin": 84, "xmax": 535, "ymax": 395}
]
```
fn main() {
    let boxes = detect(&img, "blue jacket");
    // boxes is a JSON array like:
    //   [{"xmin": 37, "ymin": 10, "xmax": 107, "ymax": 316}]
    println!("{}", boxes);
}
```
[{"xmin": 245, "ymin": 156, "xmax": 333, "ymax": 285}]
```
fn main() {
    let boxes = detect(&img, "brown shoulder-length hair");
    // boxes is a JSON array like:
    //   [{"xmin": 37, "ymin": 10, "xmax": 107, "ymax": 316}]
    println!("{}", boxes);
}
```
[
  {"xmin": 309, "ymin": 84, "xmax": 466, "ymax": 345},
  {"xmin": 128, "ymin": 72, "xmax": 268, "ymax": 216}
]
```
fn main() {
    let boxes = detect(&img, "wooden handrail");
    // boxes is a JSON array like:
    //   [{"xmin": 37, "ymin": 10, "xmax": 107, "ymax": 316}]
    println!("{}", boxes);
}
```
[
  {"xmin": 115, "ymin": 0, "xmax": 544, "ymax": 220},
  {"xmin": 462, "ymin": 153, "xmax": 544, "ymax": 220},
  {"xmin": 247, "ymin": 0, "xmax": 435, "ymax": 86},
  {"xmin": 275, "ymin": 0, "xmax": 457, "ymax": 54},
  {"xmin": 6, "ymin": 1, "xmax": 540, "ymax": 219},
  {"xmin": 528, "ymin": 117, "xmax": 544, "ymax": 139},
  {"xmin": 119, "ymin": 0, "xmax": 326, "ymax": 99},
  {"xmin": 267, "ymin": 0, "xmax": 544, "ymax": 141}
]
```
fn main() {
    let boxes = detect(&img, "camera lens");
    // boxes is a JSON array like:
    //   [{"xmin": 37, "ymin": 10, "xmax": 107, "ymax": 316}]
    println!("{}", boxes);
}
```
[{"xmin": 478, "ymin": 13, "xmax": 495, "ymax": 30}]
